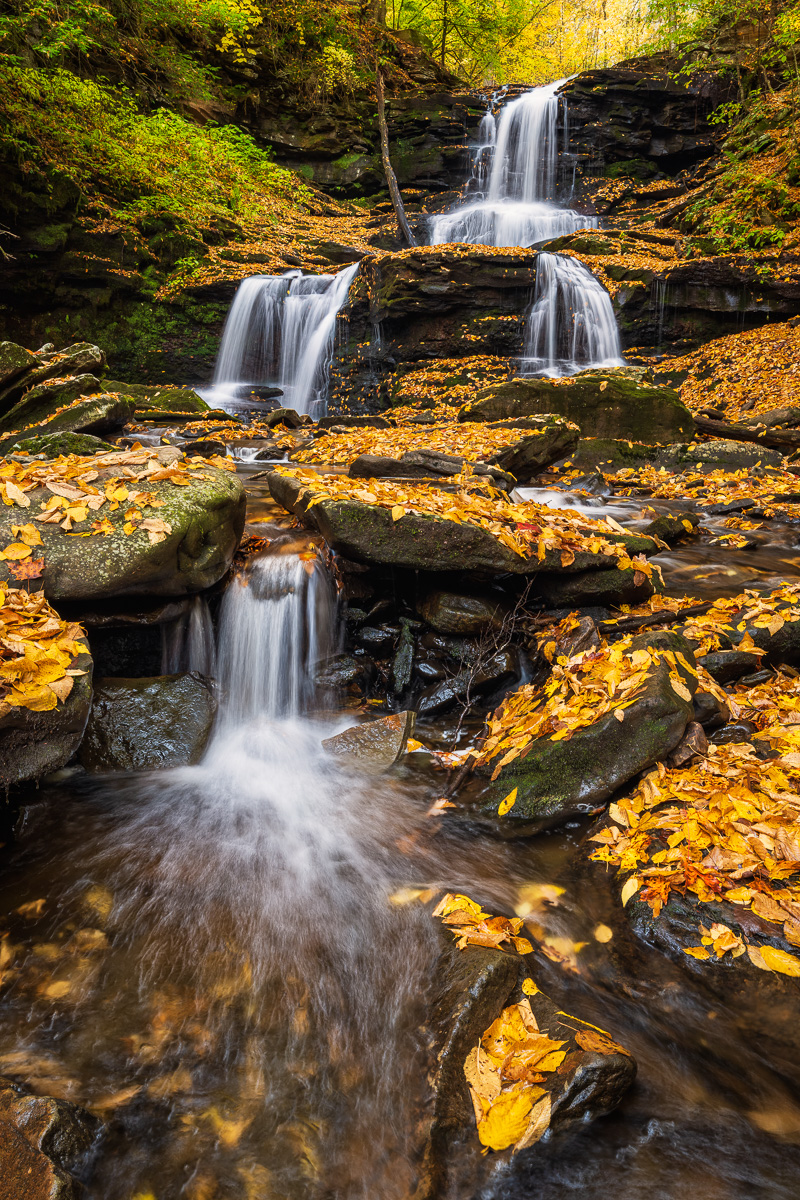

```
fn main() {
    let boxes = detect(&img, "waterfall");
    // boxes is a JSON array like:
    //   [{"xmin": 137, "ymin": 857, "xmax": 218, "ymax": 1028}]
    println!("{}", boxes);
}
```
[
  {"xmin": 522, "ymin": 252, "xmax": 624, "ymax": 376},
  {"xmin": 161, "ymin": 594, "xmax": 217, "ymax": 676},
  {"xmin": 211, "ymin": 263, "xmax": 359, "ymax": 415},
  {"xmin": 428, "ymin": 81, "xmax": 596, "ymax": 249}
]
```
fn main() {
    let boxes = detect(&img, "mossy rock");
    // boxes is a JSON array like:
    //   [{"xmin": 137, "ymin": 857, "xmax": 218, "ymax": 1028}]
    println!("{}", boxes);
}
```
[
  {"xmin": 0, "ymin": 342, "xmax": 39, "ymax": 389},
  {"xmin": 459, "ymin": 371, "xmax": 695, "ymax": 443},
  {"xmin": 5, "ymin": 433, "xmax": 117, "ymax": 458},
  {"xmin": 266, "ymin": 470, "xmax": 658, "ymax": 577},
  {"xmin": 0, "ymin": 633, "xmax": 93, "ymax": 788},
  {"xmin": 0, "ymin": 375, "xmax": 102, "ymax": 433},
  {"xmin": 103, "ymin": 380, "xmax": 209, "ymax": 413},
  {"xmin": 79, "ymin": 673, "xmax": 216, "ymax": 772},
  {"xmin": 457, "ymin": 631, "xmax": 697, "ymax": 834},
  {"xmin": 0, "ymin": 467, "xmax": 245, "ymax": 602},
  {"xmin": 0, "ymin": 394, "xmax": 135, "ymax": 443}
]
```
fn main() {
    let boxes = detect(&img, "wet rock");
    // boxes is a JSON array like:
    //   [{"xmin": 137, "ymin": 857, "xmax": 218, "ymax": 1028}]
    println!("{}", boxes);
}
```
[
  {"xmin": 709, "ymin": 719, "xmax": 758, "ymax": 745},
  {"xmin": 264, "ymin": 407, "xmax": 304, "ymax": 429},
  {"xmin": 349, "ymin": 449, "xmax": 466, "ymax": 479},
  {"xmin": 533, "ymin": 565, "xmax": 656, "ymax": 609},
  {"xmin": 322, "ymin": 709, "xmax": 415, "ymax": 771},
  {"xmin": 355, "ymin": 623, "xmax": 397, "ymax": 653},
  {"xmin": 659, "ymin": 439, "xmax": 783, "ymax": 471},
  {"xmin": 391, "ymin": 619, "xmax": 415, "ymax": 696},
  {"xmin": 267, "ymin": 470, "xmax": 657, "ymax": 577},
  {"xmin": 0, "ymin": 467, "xmax": 245, "ymax": 602},
  {"xmin": 0, "ymin": 393, "xmax": 136, "ymax": 442},
  {"xmin": 417, "ymin": 650, "xmax": 520, "ymax": 715},
  {"xmin": 699, "ymin": 649, "xmax": 764, "ymax": 684},
  {"xmin": 0, "ymin": 1076, "xmax": 97, "ymax": 1200},
  {"xmin": 182, "ymin": 439, "xmax": 228, "ymax": 458},
  {"xmin": 692, "ymin": 684, "xmax": 729, "ymax": 730},
  {"xmin": 79, "ymin": 673, "xmax": 216, "ymax": 773},
  {"xmin": 642, "ymin": 512, "xmax": 700, "ymax": 543},
  {"xmin": 667, "ymin": 720, "xmax": 708, "ymax": 767},
  {"xmin": 6, "ymin": 432, "xmax": 117, "ymax": 457},
  {"xmin": 0, "ymin": 342, "xmax": 39, "ymax": 390},
  {"xmin": 418, "ymin": 590, "xmax": 510, "ymax": 635},
  {"xmin": 0, "ymin": 632, "xmax": 93, "ymax": 789},
  {"xmin": 318, "ymin": 415, "xmax": 392, "ymax": 429},
  {"xmin": 460, "ymin": 631, "xmax": 697, "ymax": 833},
  {"xmin": 413, "ymin": 653, "xmax": 447, "ymax": 682},
  {"xmin": 0, "ymin": 374, "xmax": 102, "ymax": 433},
  {"xmin": 488, "ymin": 420, "xmax": 579, "ymax": 483},
  {"xmin": 459, "ymin": 372, "xmax": 694, "ymax": 443},
  {"xmin": 418, "ymin": 930, "xmax": 636, "ymax": 1199},
  {"xmin": 314, "ymin": 652, "xmax": 373, "ymax": 692},
  {"xmin": 417, "ymin": 673, "xmax": 471, "ymax": 715}
]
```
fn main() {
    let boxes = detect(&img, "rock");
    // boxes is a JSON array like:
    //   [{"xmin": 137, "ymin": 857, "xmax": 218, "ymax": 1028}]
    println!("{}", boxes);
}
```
[
  {"xmin": 314, "ymin": 653, "xmax": 373, "ymax": 692},
  {"xmin": 79, "ymin": 673, "xmax": 216, "ymax": 773},
  {"xmin": 0, "ymin": 393, "xmax": 136, "ymax": 441},
  {"xmin": 659, "ymin": 439, "xmax": 783, "ymax": 471},
  {"xmin": 102, "ymin": 381, "xmax": 209, "ymax": 413},
  {"xmin": 266, "ymin": 470, "xmax": 657, "ymax": 577},
  {"xmin": 318, "ymin": 415, "xmax": 393, "ymax": 429},
  {"xmin": 488, "ymin": 420, "xmax": 579, "ymax": 483},
  {"xmin": 417, "ymin": 650, "xmax": 520, "ymax": 715},
  {"xmin": 533, "ymin": 565, "xmax": 656, "ymax": 608},
  {"xmin": 391, "ymin": 618, "xmax": 415, "ymax": 696},
  {"xmin": 0, "ymin": 375, "xmax": 102, "ymax": 433},
  {"xmin": 418, "ymin": 929, "xmax": 636, "ymax": 1199},
  {"xmin": 349, "ymin": 450, "xmax": 465, "ymax": 479},
  {"xmin": 642, "ymin": 512, "xmax": 700, "ymax": 543},
  {"xmin": 182, "ymin": 439, "xmax": 228, "ymax": 458},
  {"xmin": 0, "ymin": 344, "xmax": 106, "ymax": 411},
  {"xmin": 0, "ymin": 466, "xmax": 245, "ymax": 602},
  {"xmin": 321, "ymin": 709, "xmax": 415, "ymax": 771},
  {"xmin": 419, "ymin": 590, "xmax": 511, "ymax": 635},
  {"xmin": 459, "ymin": 372, "xmax": 694, "ymax": 443},
  {"xmin": 6, "ymin": 432, "xmax": 117, "ymax": 457},
  {"xmin": 0, "ymin": 634, "xmax": 93, "ymax": 789},
  {"xmin": 460, "ymin": 631, "xmax": 698, "ymax": 833},
  {"xmin": 568, "ymin": 437, "xmax": 664, "ymax": 471},
  {"xmin": 0, "ymin": 1076, "xmax": 97, "ymax": 1200},
  {"xmin": 699, "ymin": 648, "xmax": 764, "ymax": 684},
  {"xmin": 264, "ymin": 406, "xmax": 304, "ymax": 429},
  {"xmin": 355, "ymin": 623, "xmax": 397, "ymax": 653},
  {"xmin": 0, "ymin": 342, "xmax": 39, "ymax": 389}
]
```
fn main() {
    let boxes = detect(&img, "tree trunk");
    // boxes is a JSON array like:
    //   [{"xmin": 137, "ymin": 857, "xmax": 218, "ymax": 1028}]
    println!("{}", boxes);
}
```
[
  {"xmin": 693, "ymin": 415, "xmax": 800, "ymax": 450},
  {"xmin": 375, "ymin": 69, "xmax": 417, "ymax": 248},
  {"xmin": 440, "ymin": 0, "xmax": 448, "ymax": 67}
]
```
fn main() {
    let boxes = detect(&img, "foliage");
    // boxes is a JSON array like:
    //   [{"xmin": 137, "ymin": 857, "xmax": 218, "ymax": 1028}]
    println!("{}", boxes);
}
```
[{"xmin": 0, "ymin": 585, "xmax": 87, "ymax": 713}]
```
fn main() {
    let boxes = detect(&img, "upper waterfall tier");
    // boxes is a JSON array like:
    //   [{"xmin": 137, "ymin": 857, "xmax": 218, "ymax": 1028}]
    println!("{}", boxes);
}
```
[
  {"xmin": 428, "ymin": 81, "xmax": 597, "ymax": 249},
  {"xmin": 210, "ymin": 264, "xmax": 359, "ymax": 416}
]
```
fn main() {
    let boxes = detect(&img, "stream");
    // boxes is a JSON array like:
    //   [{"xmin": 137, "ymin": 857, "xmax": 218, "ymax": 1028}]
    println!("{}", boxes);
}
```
[{"xmin": 1, "ymin": 472, "xmax": 800, "ymax": 1198}]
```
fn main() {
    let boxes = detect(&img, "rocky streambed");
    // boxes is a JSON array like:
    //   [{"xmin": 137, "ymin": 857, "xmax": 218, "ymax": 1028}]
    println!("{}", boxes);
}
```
[{"xmin": 1, "ymin": 330, "xmax": 800, "ymax": 1198}]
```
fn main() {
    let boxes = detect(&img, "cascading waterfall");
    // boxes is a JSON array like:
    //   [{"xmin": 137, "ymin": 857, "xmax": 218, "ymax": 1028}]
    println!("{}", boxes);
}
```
[
  {"xmin": 210, "ymin": 262, "xmax": 359, "ymax": 415},
  {"xmin": 428, "ymin": 81, "xmax": 594, "ymax": 249},
  {"xmin": 429, "ymin": 79, "xmax": 625, "ymax": 376},
  {"xmin": 161, "ymin": 594, "xmax": 217, "ymax": 676},
  {"xmin": 522, "ymin": 251, "xmax": 624, "ymax": 375}
]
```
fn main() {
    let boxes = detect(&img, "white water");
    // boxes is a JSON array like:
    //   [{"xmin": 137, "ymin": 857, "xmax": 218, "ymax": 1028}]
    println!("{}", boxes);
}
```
[
  {"xmin": 522, "ymin": 251, "xmax": 624, "ymax": 375},
  {"xmin": 209, "ymin": 263, "xmax": 359, "ymax": 416},
  {"xmin": 429, "ymin": 81, "xmax": 594, "ymax": 249}
]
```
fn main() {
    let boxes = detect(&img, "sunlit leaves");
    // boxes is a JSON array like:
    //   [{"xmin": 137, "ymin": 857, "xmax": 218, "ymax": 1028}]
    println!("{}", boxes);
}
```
[{"xmin": 0, "ymin": 586, "xmax": 87, "ymax": 713}]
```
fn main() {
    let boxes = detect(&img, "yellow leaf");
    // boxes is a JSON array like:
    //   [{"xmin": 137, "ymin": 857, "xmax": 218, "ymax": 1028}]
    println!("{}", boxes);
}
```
[
  {"xmin": 594, "ymin": 924, "xmax": 613, "ymax": 943},
  {"xmin": 476, "ymin": 1084, "xmax": 534, "ymax": 1151},
  {"xmin": 669, "ymin": 674, "xmax": 693, "ymax": 703},
  {"xmin": 514, "ymin": 1093, "xmax": 551, "ymax": 1152},
  {"xmin": 620, "ymin": 876, "xmax": 640, "ymax": 907},
  {"xmin": 498, "ymin": 787, "xmax": 518, "ymax": 816},
  {"xmin": 391, "ymin": 505, "xmax": 405, "ymax": 522},
  {"xmin": 683, "ymin": 946, "xmax": 711, "ymax": 960},
  {"xmin": 0, "ymin": 543, "xmax": 32, "ymax": 561},
  {"xmin": 759, "ymin": 945, "xmax": 800, "ymax": 976},
  {"xmin": 44, "ymin": 980, "xmax": 71, "ymax": 999},
  {"xmin": 521, "ymin": 978, "xmax": 539, "ymax": 996}
]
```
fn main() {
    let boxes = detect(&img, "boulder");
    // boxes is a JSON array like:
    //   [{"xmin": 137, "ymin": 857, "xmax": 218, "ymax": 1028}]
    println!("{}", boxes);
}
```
[
  {"xmin": 0, "ymin": 342, "xmax": 39, "ymax": 390},
  {"xmin": 0, "ymin": 393, "xmax": 136, "ymax": 441},
  {"xmin": 182, "ymin": 439, "xmax": 228, "ymax": 458},
  {"xmin": 659, "ymin": 439, "xmax": 784, "ymax": 471},
  {"xmin": 416, "ymin": 650, "xmax": 521, "ymax": 715},
  {"xmin": 0, "ymin": 1077, "xmax": 97, "ymax": 1200},
  {"xmin": 0, "ymin": 375, "xmax": 102, "ymax": 433},
  {"xmin": 0, "ymin": 633, "xmax": 93, "ymax": 789},
  {"xmin": 419, "ymin": 590, "xmax": 511, "ymax": 635},
  {"xmin": 533, "ymin": 565, "xmax": 656, "ymax": 608},
  {"xmin": 459, "ymin": 631, "xmax": 698, "ymax": 833},
  {"xmin": 0, "ymin": 343, "xmax": 106, "ymax": 411},
  {"xmin": 313, "ymin": 653, "xmax": 374, "ymax": 692},
  {"xmin": 0, "ymin": 466, "xmax": 245, "ymax": 602},
  {"xmin": 266, "ymin": 470, "xmax": 657, "ymax": 577},
  {"xmin": 263, "ymin": 407, "xmax": 304, "ymax": 429},
  {"xmin": 6, "ymin": 432, "xmax": 117, "ymax": 457},
  {"xmin": 102, "ymin": 381, "xmax": 209, "ymax": 414},
  {"xmin": 489, "ymin": 421, "xmax": 579, "ymax": 483},
  {"xmin": 79, "ymin": 673, "xmax": 216, "ymax": 773},
  {"xmin": 321, "ymin": 709, "xmax": 415, "ymax": 771},
  {"xmin": 418, "ymin": 927, "xmax": 636, "ymax": 1199},
  {"xmin": 318, "ymin": 415, "xmax": 393, "ymax": 429},
  {"xmin": 459, "ymin": 372, "xmax": 694, "ymax": 443}
]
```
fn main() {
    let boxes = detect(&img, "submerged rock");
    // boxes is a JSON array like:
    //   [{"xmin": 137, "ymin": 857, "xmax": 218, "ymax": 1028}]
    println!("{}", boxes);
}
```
[
  {"xmin": 418, "ymin": 926, "xmax": 636, "ymax": 1199},
  {"xmin": 79, "ymin": 673, "xmax": 216, "ymax": 772},
  {"xmin": 322, "ymin": 709, "xmax": 415, "ymax": 771},
  {"xmin": 0, "ymin": 1077, "xmax": 97, "ymax": 1200},
  {"xmin": 419, "ymin": 590, "xmax": 510, "ymax": 635},
  {"xmin": 459, "ymin": 372, "xmax": 694, "ymax": 443}
]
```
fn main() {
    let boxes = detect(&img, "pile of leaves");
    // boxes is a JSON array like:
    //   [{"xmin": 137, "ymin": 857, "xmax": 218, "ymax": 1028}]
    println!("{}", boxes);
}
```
[
  {"xmin": 656, "ymin": 321, "xmax": 800, "ymax": 423},
  {"xmin": 0, "ymin": 447, "xmax": 233, "ymax": 550},
  {"xmin": 468, "ymin": 635, "xmax": 692, "ymax": 780},
  {"xmin": 0, "ymin": 586, "xmax": 87, "ymax": 713},
  {"xmin": 589, "ymin": 670, "xmax": 800, "ymax": 976},
  {"xmin": 388, "ymin": 356, "xmax": 512, "ymax": 419},
  {"xmin": 279, "ymin": 467, "xmax": 658, "ymax": 566},
  {"xmin": 432, "ymin": 893, "xmax": 533, "ymax": 954},
  {"xmin": 293, "ymin": 422, "xmax": 536, "ymax": 466},
  {"xmin": 612, "ymin": 464, "xmax": 800, "ymax": 524}
]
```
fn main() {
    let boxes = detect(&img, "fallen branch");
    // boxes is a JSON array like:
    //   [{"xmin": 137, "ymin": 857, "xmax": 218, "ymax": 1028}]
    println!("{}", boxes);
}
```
[
  {"xmin": 375, "ymin": 69, "xmax": 417, "ymax": 248},
  {"xmin": 694, "ymin": 415, "xmax": 800, "ymax": 450}
]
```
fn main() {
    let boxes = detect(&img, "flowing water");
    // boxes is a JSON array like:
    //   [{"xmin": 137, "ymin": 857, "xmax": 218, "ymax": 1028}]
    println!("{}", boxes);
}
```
[
  {"xmin": 207, "ymin": 264, "xmax": 359, "ymax": 416},
  {"xmin": 428, "ymin": 81, "xmax": 624, "ymax": 377}
]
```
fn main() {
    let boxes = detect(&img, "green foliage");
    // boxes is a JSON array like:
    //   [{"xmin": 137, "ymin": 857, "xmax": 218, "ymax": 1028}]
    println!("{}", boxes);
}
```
[{"xmin": 0, "ymin": 66, "xmax": 309, "ymax": 239}]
